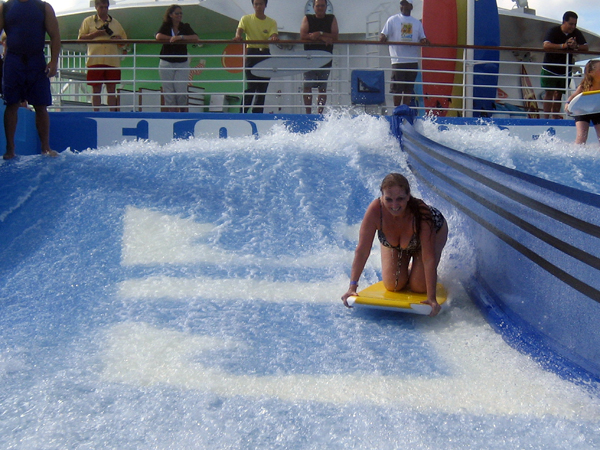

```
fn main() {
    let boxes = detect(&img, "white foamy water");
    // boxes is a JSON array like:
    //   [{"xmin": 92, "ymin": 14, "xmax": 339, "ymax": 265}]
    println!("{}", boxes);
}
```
[
  {"xmin": 418, "ymin": 118, "xmax": 600, "ymax": 194},
  {"xmin": 0, "ymin": 113, "xmax": 599, "ymax": 449}
]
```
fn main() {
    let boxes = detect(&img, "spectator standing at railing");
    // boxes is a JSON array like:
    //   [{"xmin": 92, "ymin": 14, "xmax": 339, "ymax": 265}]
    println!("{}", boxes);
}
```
[
  {"xmin": 300, "ymin": 0, "xmax": 338, "ymax": 114},
  {"xmin": 0, "ymin": 0, "xmax": 60, "ymax": 160},
  {"xmin": 379, "ymin": 0, "xmax": 429, "ymax": 107},
  {"xmin": 541, "ymin": 11, "xmax": 588, "ymax": 119},
  {"xmin": 565, "ymin": 60, "xmax": 600, "ymax": 144},
  {"xmin": 78, "ymin": 0, "xmax": 127, "ymax": 112},
  {"xmin": 155, "ymin": 5, "xmax": 199, "ymax": 113},
  {"xmin": 233, "ymin": 0, "xmax": 279, "ymax": 114}
]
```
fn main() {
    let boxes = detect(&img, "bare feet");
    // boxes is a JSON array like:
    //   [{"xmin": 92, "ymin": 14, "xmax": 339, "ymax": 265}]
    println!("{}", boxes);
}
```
[{"xmin": 3, "ymin": 150, "xmax": 58, "ymax": 159}]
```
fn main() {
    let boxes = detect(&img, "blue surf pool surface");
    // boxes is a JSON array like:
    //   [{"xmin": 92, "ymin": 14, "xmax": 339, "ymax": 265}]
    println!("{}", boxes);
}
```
[
  {"xmin": 418, "ymin": 118, "xmax": 600, "ymax": 194},
  {"xmin": 1, "ymin": 115, "xmax": 600, "ymax": 448}
]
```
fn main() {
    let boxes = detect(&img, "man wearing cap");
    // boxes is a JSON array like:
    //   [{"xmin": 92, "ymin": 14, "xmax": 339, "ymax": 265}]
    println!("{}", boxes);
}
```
[{"xmin": 380, "ymin": 0, "xmax": 428, "ymax": 107}]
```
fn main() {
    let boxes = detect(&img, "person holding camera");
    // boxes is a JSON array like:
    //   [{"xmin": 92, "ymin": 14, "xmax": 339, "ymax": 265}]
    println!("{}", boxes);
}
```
[
  {"xmin": 78, "ymin": 0, "xmax": 127, "ymax": 111},
  {"xmin": 541, "ymin": 11, "xmax": 588, "ymax": 119}
]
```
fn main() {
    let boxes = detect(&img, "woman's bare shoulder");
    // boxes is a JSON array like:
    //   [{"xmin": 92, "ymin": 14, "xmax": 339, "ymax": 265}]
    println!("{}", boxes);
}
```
[
  {"xmin": 364, "ymin": 198, "xmax": 381, "ymax": 215},
  {"xmin": 361, "ymin": 198, "xmax": 381, "ymax": 227}
]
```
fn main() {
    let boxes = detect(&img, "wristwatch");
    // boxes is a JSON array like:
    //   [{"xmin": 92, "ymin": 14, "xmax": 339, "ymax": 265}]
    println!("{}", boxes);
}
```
[{"xmin": 319, "ymin": 31, "xmax": 324, "ymax": 36}]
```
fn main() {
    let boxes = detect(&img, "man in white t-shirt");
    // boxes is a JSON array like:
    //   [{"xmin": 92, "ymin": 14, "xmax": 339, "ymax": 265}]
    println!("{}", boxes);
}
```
[{"xmin": 380, "ymin": 0, "xmax": 428, "ymax": 107}]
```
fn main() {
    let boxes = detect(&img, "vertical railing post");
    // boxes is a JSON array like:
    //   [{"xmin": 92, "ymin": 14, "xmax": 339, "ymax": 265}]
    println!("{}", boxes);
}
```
[
  {"xmin": 564, "ymin": 60, "xmax": 572, "ymax": 112},
  {"xmin": 131, "ymin": 43, "xmax": 137, "ymax": 112},
  {"xmin": 465, "ymin": 0, "xmax": 475, "ymax": 117},
  {"xmin": 346, "ymin": 43, "xmax": 351, "ymax": 110},
  {"xmin": 241, "ymin": 44, "xmax": 247, "ymax": 113},
  {"xmin": 461, "ymin": 49, "xmax": 468, "ymax": 117}
]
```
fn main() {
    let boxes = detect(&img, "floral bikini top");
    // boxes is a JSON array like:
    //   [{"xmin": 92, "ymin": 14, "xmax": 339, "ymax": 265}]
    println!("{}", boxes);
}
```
[
  {"xmin": 377, "ymin": 199, "xmax": 420, "ymax": 255},
  {"xmin": 376, "ymin": 199, "xmax": 445, "ymax": 255}
]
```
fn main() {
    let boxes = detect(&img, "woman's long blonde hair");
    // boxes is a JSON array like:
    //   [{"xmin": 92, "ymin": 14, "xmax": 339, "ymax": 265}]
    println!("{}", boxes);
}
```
[
  {"xmin": 380, "ymin": 173, "xmax": 433, "ymax": 237},
  {"xmin": 579, "ymin": 60, "xmax": 600, "ymax": 92}
]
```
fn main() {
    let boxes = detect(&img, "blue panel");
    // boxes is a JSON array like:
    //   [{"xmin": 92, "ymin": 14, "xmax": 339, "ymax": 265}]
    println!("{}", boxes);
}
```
[
  {"xmin": 351, "ymin": 70, "xmax": 385, "ymax": 105},
  {"xmin": 45, "ymin": 112, "xmax": 327, "ymax": 152},
  {"xmin": 473, "ymin": 0, "xmax": 501, "ymax": 116},
  {"xmin": 0, "ymin": 105, "xmax": 41, "ymax": 155},
  {"xmin": 399, "ymin": 119, "xmax": 600, "ymax": 382}
]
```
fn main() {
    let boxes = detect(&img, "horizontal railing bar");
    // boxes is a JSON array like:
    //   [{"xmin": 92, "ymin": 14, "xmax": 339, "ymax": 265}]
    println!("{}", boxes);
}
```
[
  {"xmin": 49, "ymin": 39, "xmax": 595, "ymax": 116},
  {"xmin": 64, "ymin": 38, "xmax": 600, "ymax": 55}
]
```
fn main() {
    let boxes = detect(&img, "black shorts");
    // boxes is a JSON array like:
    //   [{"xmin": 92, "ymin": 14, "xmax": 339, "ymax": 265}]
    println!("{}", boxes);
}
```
[
  {"xmin": 391, "ymin": 63, "xmax": 419, "ymax": 94},
  {"xmin": 575, "ymin": 113, "xmax": 600, "ymax": 126}
]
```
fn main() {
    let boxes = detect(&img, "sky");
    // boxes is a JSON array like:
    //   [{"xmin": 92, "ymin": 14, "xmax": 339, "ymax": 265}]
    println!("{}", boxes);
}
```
[
  {"xmin": 47, "ymin": 0, "xmax": 600, "ymax": 38},
  {"xmin": 497, "ymin": 0, "xmax": 600, "ymax": 37}
]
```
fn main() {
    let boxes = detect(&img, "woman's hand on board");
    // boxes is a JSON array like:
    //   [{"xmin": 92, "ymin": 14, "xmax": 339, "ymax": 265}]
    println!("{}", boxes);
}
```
[
  {"xmin": 341, "ymin": 289, "xmax": 357, "ymax": 308},
  {"xmin": 421, "ymin": 298, "xmax": 441, "ymax": 317}
]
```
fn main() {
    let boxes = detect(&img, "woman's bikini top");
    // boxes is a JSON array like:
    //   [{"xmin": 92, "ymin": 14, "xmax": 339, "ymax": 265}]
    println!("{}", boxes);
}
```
[
  {"xmin": 376, "ymin": 200, "xmax": 445, "ymax": 255},
  {"xmin": 377, "ymin": 199, "xmax": 420, "ymax": 255}
]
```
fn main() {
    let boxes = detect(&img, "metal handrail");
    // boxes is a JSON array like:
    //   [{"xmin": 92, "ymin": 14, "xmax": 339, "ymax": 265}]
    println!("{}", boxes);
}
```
[{"xmin": 49, "ymin": 39, "xmax": 600, "ymax": 117}]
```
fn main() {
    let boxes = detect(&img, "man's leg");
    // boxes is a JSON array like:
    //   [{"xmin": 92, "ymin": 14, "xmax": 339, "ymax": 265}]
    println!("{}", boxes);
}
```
[
  {"xmin": 317, "ymin": 85, "xmax": 327, "ymax": 114},
  {"xmin": 33, "ymin": 105, "xmax": 57, "ymax": 157},
  {"xmin": 391, "ymin": 65, "xmax": 400, "ymax": 108},
  {"xmin": 106, "ymin": 84, "xmax": 118, "ymax": 112},
  {"xmin": 402, "ymin": 67, "xmax": 418, "ymax": 107},
  {"xmin": 91, "ymin": 84, "xmax": 103, "ymax": 111},
  {"xmin": 3, "ymin": 103, "xmax": 19, "ymax": 160},
  {"xmin": 551, "ymin": 90, "xmax": 563, "ymax": 119},
  {"xmin": 402, "ymin": 89, "xmax": 413, "ymax": 106},
  {"xmin": 242, "ymin": 68, "xmax": 257, "ymax": 113},
  {"xmin": 252, "ymin": 79, "xmax": 269, "ymax": 114},
  {"xmin": 243, "ymin": 81, "xmax": 256, "ymax": 113},
  {"xmin": 543, "ymin": 90, "xmax": 556, "ymax": 119},
  {"xmin": 304, "ymin": 86, "xmax": 313, "ymax": 114}
]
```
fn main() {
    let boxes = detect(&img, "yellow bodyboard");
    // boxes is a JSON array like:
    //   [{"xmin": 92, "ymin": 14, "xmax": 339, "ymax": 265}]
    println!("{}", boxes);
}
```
[{"xmin": 347, "ymin": 282, "xmax": 448, "ymax": 315}]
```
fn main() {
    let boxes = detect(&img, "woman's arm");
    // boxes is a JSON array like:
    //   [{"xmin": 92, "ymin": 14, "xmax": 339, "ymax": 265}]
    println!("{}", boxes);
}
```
[
  {"xmin": 342, "ymin": 200, "xmax": 378, "ymax": 307},
  {"xmin": 179, "ymin": 24, "xmax": 199, "ymax": 42},
  {"xmin": 565, "ymin": 85, "xmax": 583, "ymax": 112},
  {"xmin": 156, "ymin": 27, "xmax": 199, "ymax": 43},
  {"xmin": 170, "ymin": 33, "xmax": 198, "ymax": 43}
]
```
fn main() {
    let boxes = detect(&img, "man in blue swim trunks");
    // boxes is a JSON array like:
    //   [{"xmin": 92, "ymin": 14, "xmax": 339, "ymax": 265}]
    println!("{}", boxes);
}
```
[{"xmin": 0, "ymin": 0, "xmax": 61, "ymax": 160}]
